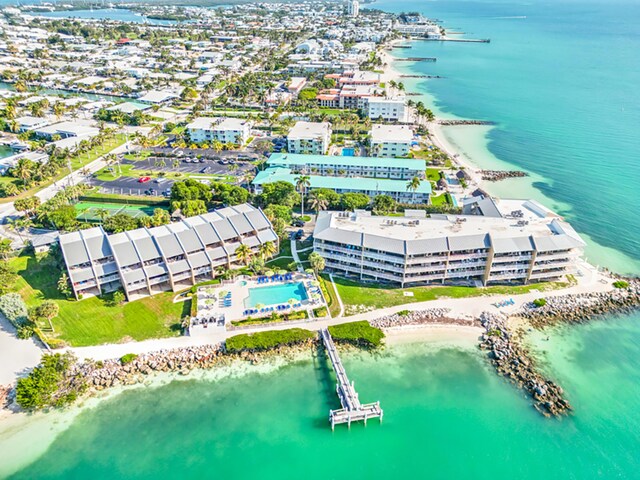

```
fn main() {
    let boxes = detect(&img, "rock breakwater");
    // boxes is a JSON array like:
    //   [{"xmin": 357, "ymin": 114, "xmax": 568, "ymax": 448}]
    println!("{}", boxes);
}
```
[
  {"xmin": 71, "ymin": 340, "xmax": 317, "ymax": 390},
  {"xmin": 438, "ymin": 119, "xmax": 495, "ymax": 126},
  {"xmin": 479, "ymin": 170, "xmax": 528, "ymax": 181},
  {"xmin": 369, "ymin": 308, "xmax": 480, "ymax": 329},
  {"xmin": 517, "ymin": 280, "xmax": 640, "ymax": 329},
  {"xmin": 479, "ymin": 312, "xmax": 571, "ymax": 417}
]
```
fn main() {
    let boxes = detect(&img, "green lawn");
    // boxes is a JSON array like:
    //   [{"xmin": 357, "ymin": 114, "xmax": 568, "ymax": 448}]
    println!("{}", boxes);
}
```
[
  {"xmin": 318, "ymin": 275, "xmax": 341, "ymax": 318},
  {"xmin": 426, "ymin": 168, "xmax": 442, "ymax": 182},
  {"xmin": 9, "ymin": 252, "xmax": 187, "ymax": 347},
  {"xmin": 431, "ymin": 192, "xmax": 452, "ymax": 206},
  {"xmin": 329, "ymin": 275, "xmax": 567, "ymax": 311}
]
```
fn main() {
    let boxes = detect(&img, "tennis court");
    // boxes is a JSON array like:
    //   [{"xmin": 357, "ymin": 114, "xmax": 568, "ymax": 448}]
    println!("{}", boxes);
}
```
[{"xmin": 74, "ymin": 201, "xmax": 165, "ymax": 222}]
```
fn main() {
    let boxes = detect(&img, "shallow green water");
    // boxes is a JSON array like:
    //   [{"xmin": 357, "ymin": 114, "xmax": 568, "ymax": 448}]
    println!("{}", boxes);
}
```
[
  {"xmin": 6, "ymin": 316, "xmax": 640, "ymax": 479},
  {"xmin": 3, "ymin": 0, "xmax": 640, "ymax": 477}
]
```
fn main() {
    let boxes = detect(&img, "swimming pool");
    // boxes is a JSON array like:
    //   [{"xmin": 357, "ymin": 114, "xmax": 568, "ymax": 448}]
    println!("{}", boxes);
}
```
[{"xmin": 244, "ymin": 282, "xmax": 308, "ymax": 308}]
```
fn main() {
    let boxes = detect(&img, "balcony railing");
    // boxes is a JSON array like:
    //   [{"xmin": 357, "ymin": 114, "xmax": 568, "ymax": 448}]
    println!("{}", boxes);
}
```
[{"xmin": 492, "ymin": 254, "xmax": 532, "ymax": 263}]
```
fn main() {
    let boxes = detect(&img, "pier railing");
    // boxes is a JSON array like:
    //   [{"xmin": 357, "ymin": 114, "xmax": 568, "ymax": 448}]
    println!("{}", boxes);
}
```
[{"xmin": 320, "ymin": 329, "xmax": 383, "ymax": 429}]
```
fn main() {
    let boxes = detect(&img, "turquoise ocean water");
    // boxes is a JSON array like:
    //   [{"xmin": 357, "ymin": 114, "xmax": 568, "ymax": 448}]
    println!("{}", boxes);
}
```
[{"xmin": 2, "ymin": 0, "xmax": 640, "ymax": 478}]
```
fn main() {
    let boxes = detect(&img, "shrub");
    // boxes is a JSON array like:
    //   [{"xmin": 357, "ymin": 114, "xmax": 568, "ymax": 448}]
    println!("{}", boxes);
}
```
[
  {"xmin": 287, "ymin": 261, "xmax": 298, "ymax": 272},
  {"xmin": 533, "ymin": 298, "xmax": 547, "ymax": 308},
  {"xmin": 313, "ymin": 307, "xmax": 328, "ymax": 318},
  {"xmin": 0, "ymin": 293, "xmax": 29, "ymax": 326},
  {"xmin": 120, "ymin": 353, "xmax": 138, "ymax": 365},
  {"xmin": 613, "ymin": 280, "xmax": 629, "ymax": 289},
  {"xmin": 17, "ymin": 324, "xmax": 35, "ymax": 339},
  {"xmin": 225, "ymin": 328, "xmax": 315, "ymax": 353},
  {"xmin": 397, "ymin": 309, "xmax": 410, "ymax": 317},
  {"xmin": 328, "ymin": 321, "xmax": 385, "ymax": 348},
  {"xmin": 112, "ymin": 291, "xmax": 126, "ymax": 306},
  {"xmin": 15, "ymin": 352, "xmax": 86, "ymax": 410}
]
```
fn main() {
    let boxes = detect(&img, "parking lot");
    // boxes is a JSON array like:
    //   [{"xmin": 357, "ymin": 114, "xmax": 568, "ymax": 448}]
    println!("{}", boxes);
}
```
[{"xmin": 89, "ymin": 154, "xmax": 256, "ymax": 197}]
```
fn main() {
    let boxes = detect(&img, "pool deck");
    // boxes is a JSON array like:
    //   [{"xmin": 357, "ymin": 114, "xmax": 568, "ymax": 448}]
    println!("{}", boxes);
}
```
[{"xmin": 190, "ymin": 272, "xmax": 326, "ymax": 334}]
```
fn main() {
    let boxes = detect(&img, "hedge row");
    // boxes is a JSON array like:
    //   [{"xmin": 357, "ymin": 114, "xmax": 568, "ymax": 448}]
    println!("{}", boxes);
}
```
[
  {"xmin": 78, "ymin": 194, "xmax": 170, "ymax": 207},
  {"xmin": 225, "ymin": 328, "xmax": 315, "ymax": 353},
  {"xmin": 328, "ymin": 321, "xmax": 385, "ymax": 348}
]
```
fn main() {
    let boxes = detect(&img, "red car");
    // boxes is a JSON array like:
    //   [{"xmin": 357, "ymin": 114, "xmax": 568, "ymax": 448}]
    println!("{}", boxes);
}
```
[{"xmin": 138, "ymin": 176, "xmax": 151, "ymax": 183}]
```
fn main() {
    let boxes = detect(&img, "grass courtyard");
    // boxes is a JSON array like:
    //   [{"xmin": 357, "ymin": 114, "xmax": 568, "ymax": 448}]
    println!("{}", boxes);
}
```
[
  {"xmin": 326, "ymin": 275, "xmax": 567, "ymax": 314},
  {"xmin": 9, "ymin": 252, "xmax": 187, "ymax": 347}
]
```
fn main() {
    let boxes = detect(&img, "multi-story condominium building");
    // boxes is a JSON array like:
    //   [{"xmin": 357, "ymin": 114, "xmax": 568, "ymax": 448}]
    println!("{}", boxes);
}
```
[
  {"xmin": 370, "ymin": 124, "xmax": 413, "ymax": 157},
  {"xmin": 348, "ymin": 0, "xmax": 360, "ymax": 17},
  {"xmin": 367, "ymin": 97, "xmax": 409, "ymax": 122},
  {"xmin": 266, "ymin": 153, "xmax": 426, "ymax": 180},
  {"xmin": 287, "ymin": 121, "xmax": 332, "ymax": 154},
  {"xmin": 186, "ymin": 117, "xmax": 252, "ymax": 145},
  {"xmin": 59, "ymin": 204, "xmax": 278, "ymax": 301},
  {"xmin": 253, "ymin": 167, "xmax": 431, "ymax": 204},
  {"xmin": 313, "ymin": 199, "xmax": 584, "ymax": 287}
]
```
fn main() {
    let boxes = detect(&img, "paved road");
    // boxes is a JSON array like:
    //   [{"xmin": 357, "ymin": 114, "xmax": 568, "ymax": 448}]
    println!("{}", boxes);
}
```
[
  {"xmin": 0, "ymin": 315, "xmax": 44, "ymax": 385},
  {"xmin": 0, "ymin": 141, "xmax": 133, "ymax": 246}
]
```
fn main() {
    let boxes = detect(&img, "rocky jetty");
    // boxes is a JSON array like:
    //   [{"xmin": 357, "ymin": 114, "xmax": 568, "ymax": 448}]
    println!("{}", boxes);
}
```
[
  {"xmin": 71, "ymin": 340, "xmax": 317, "ymax": 390},
  {"xmin": 517, "ymin": 280, "xmax": 640, "ymax": 329},
  {"xmin": 479, "ymin": 170, "xmax": 528, "ymax": 181},
  {"xmin": 369, "ymin": 308, "xmax": 480, "ymax": 329},
  {"xmin": 479, "ymin": 312, "xmax": 571, "ymax": 417},
  {"xmin": 401, "ymin": 75, "xmax": 444, "ymax": 79},
  {"xmin": 438, "ymin": 119, "xmax": 495, "ymax": 126}
]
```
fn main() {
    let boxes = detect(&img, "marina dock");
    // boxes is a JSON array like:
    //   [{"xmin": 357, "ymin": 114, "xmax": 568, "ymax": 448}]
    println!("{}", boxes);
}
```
[{"xmin": 320, "ymin": 329, "xmax": 383, "ymax": 429}]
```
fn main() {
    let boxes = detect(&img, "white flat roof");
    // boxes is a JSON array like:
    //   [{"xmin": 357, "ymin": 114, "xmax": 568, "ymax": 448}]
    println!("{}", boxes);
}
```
[
  {"xmin": 288, "ymin": 121, "xmax": 331, "ymax": 140},
  {"xmin": 371, "ymin": 124, "xmax": 413, "ymax": 143}
]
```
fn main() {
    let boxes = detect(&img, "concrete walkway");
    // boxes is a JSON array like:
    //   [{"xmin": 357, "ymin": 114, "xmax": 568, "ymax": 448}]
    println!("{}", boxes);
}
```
[
  {"xmin": 291, "ymin": 239, "xmax": 303, "ymax": 272},
  {"xmin": 0, "ymin": 315, "xmax": 44, "ymax": 385},
  {"xmin": 67, "ymin": 261, "xmax": 612, "ymax": 362},
  {"xmin": 328, "ymin": 273, "xmax": 345, "ymax": 318}
]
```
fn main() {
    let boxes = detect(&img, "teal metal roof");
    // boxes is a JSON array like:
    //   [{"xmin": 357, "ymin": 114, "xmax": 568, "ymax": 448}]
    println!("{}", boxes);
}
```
[
  {"xmin": 253, "ymin": 167, "xmax": 432, "ymax": 195},
  {"xmin": 268, "ymin": 153, "xmax": 425, "ymax": 171}
]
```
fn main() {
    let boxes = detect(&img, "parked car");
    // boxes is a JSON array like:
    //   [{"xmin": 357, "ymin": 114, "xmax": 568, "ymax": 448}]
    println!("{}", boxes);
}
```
[
  {"xmin": 292, "ymin": 219, "xmax": 305, "ymax": 227},
  {"xmin": 294, "ymin": 229, "xmax": 304, "ymax": 240},
  {"xmin": 138, "ymin": 176, "xmax": 151, "ymax": 183}
]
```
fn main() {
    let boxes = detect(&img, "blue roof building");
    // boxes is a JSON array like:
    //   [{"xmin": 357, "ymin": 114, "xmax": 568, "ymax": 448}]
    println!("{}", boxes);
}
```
[{"xmin": 253, "ymin": 167, "xmax": 431, "ymax": 204}]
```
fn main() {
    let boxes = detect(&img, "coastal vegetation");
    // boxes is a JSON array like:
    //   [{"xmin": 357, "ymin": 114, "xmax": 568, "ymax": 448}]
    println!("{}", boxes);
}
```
[
  {"xmin": 328, "ymin": 321, "xmax": 385, "ymax": 348},
  {"xmin": 15, "ymin": 352, "xmax": 87, "ymax": 411},
  {"xmin": 225, "ymin": 328, "xmax": 315, "ymax": 353},
  {"xmin": 230, "ymin": 310, "xmax": 308, "ymax": 327}
]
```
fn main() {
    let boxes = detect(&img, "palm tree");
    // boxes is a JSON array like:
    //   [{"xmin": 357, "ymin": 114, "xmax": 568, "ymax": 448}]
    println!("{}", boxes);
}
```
[
  {"xmin": 95, "ymin": 208, "xmax": 110, "ymax": 222},
  {"xmin": 235, "ymin": 244, "xmax": 253, "ymax": 266},
  {"xmin": 309, "ymin": 192, "xmax": 328, "ymax": 219},
  {"xmin": 407, "ymin": 176, "xmax": 422, "ymax": 203},
  {"xmin": 15, "ymin": 158, "xmax": 35, "ymax": 191},
  {"xmin": 295, "ymin": 175, "xmax": 311, "ymax": 217},
  {"xmin": 212, "ymin": 140, "xmax": 223, "ymax": 153},
  {"xmin": 259, "ymin": 241, "xmax": 277, "ymax": 260},
  {"xmin": 6, "ymin": 216, "xmax": 31, "ymax": 242}
]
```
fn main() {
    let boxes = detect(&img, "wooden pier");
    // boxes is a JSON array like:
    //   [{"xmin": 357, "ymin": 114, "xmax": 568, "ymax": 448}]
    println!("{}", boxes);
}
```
[{"xmin": 320, "ymin": 329, "xmax": 383, "ymax": 430}]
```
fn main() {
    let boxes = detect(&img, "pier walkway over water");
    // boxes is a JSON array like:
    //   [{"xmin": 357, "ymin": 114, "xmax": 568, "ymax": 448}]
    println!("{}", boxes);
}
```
[{"xmin": 320, "ymin": 329, "xmax": 383, "ymax": 429}]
